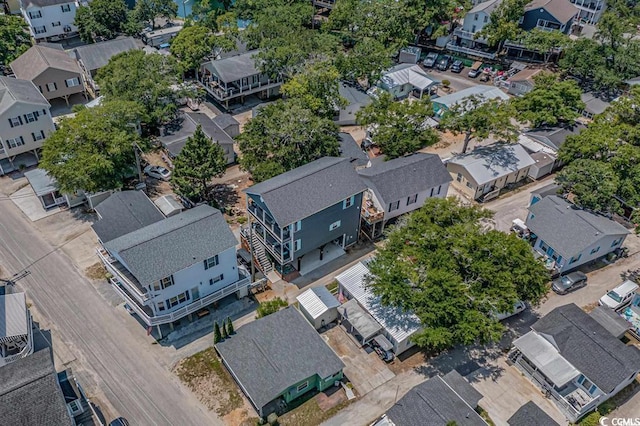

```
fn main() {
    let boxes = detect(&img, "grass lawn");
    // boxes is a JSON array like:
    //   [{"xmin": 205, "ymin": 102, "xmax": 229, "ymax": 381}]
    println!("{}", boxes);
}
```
[
  {"xmin": 174, "ymin": 347, "xmax": 244, "ymax": 417},
  {"xmin": 277, "ymin": 394, "xmax": 351, "ymax": 426},
  {"xmin": 325, "ymin": 280, "xmax": 339, "ymax": 294}
]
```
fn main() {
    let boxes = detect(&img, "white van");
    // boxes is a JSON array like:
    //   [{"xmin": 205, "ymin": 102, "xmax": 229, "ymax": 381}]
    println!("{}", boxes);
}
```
[{"xmin": 599, "ymin": 280, "xmax": 639, "ymax": 310}]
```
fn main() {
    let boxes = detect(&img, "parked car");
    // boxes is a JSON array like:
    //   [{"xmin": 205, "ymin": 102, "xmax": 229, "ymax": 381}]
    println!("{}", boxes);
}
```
[
  {"xmin": 552, "ymin": 271, "xmax": 588, "ymax": 295},
  {"xmin": 599, "ymin": 280, "xmax": 639, "ymax": 310},
  {"xmin": 371, "ymin": 335, "xmax": 394, "ymax": 363},
  {"xmin": 437, "ymin": 55, "xmax": 453, "ymax": 71},
  {"xmin": 422, "ymin": 52, "xmax": 439, "ymax": 68},
  {"xmin": 496, "ymin": 301, "xmax": 527, "ymax": 321},
  {"xmin": 451, "ymin": 60, "xmax": 464, "ymax": 73},
  {"xmin": 468, "ymin": 61, "xmax": 483, "ymax": 78},
  {"xmin": 143, "ymin": 165, "xmax": 172, "ymax": 181},
  {"xmin": 109, "ymin": 418, "xmax": 130, "ymax": 426}
]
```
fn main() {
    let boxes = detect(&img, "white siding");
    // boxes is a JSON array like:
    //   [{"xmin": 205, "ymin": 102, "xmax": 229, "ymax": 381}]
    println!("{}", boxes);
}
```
[
  {"xmin": 0, "ymin": 102, "xmax": 54, "ymax": 159},
  {"xmin": 22, "ymin": 1, "xmax": 79, "ymax": 40}
]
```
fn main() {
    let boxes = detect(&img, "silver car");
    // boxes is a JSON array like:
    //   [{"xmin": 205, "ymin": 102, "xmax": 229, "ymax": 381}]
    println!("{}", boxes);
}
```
[{"xmin": 552, "ymin": 271, "xmax": 588, "ymax": 295}]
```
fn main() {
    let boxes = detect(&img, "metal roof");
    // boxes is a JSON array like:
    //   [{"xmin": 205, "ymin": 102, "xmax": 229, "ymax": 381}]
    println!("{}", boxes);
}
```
[
  {"xmin": 514, "ymin": 331, "xmax": 579, "ymax": 387},
  {"xmin": 339, "ymin": 299, "xmax": 382, "ymax": 341},
  {"xmin": 433, "ymin": 85, "xmax": 509, "ymax": 110},
  {"xmin": 24, "ymin": 168, "xmax": 57, "ymax": 197},
  {"xmin": 296, "ymin": 287, "xmax": 340, "ymax": 320},
  {"xmin": 0, "ymin": 293, "xmax": 29, "ymax": 339},
  {"xmin": 336, "ymin": 262, "xmax": 422, "ymax": 344},
  {"xmin": 380, "ymin": 64, "xmax": 440, "ymax": 90}
]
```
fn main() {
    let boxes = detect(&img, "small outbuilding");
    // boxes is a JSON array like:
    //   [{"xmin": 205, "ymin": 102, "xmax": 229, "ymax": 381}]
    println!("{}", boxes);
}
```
[
  {"xmin": 296, "ymin": 286, "xmax": 340, "ymax": 329},
  {"xmin": 24, "ymin": 168, "xmax": 85, "ymax": 209},
  {"xmin": 153, "ymin": 195, "xmax": 182, "ymax": 218}
]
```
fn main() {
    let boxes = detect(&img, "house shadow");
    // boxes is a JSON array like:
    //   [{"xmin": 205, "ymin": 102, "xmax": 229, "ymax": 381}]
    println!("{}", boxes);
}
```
[{"xmin": 211, "ymin": 183, "xmax": 239, "ymax": 212}]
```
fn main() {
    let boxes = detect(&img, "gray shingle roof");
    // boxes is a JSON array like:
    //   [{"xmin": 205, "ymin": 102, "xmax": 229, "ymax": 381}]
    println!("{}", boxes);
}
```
[
  {"xmin": 71, "ymin": 37, "xmax": 143, "ymax": 73},
  {"xmin": 245, "ymin": 157, "xmax": 367, "ymax": 227},
  {"xmin": 201, "ymin": 50, "xmax": 261, "ymax": 83},
  {"xmin": 469, "ymin": 0, "xmax": 502, "ymax": 15},
  {"xmin": 215, "ymin": 307, "xmax": 345, "ymax": 412},
  {"xmin": 581, "ymin": 92, "xmax": 610, "ymax": 116},
  {"xmin": 11, "ymin": 45, "xmax": 81, "ymax": 82},
  {"xmin": 0, "ymin": 292, "xmax": 29, "ymax": 339},
  {"xmin": 92, "ymin": 191, "xmax": 165, "ymax": 244},
  {"xmin": 338, "ymin": 133, "xmax": 369, "ymax": 168},
  {"xmin": 589, "ymin": 306, "xmax": 631, "ymax": 340},
  {"xmin": 526, "ymin": 195, "xmax": 629, "ymax": 258},
  {"xmin": 21, "ymin": 0, "xmax": 71, "ymax": 7},
  {"xmin": 533, "ymin": 303, "xmax": 640, "ymax": 393},
  {"xmin": 212, "ymin": 113, "xmax": 239, "ymax": 132},
  {"xmin": 507, "ymin": 401, "xmax": 559, "ymax": 426},
  {"xmin": 0, "ymin": 77, "xmax": 50, "ymax": 116},
  {"xmin": 385, "ymin": 375, "xmax": 487, "ymax": 426},
  {"xmin": 525, "ymin": 122, "xmax": 585, "ymax": 151},
  {"xmin": 159, "ymin": 113, "xmax": 234, "ymax": 158},
  {"xmin": 442, "ymin": 370, "xmax": 483, "ymax": 408},
  {"xmin": 530, "ymin": 183, "xmax": 561, "ymax": 200},
  {"xmin": 103, "ymin": 205, "xmax": 237, "ymax": 286},
  {"xmin": 358, "ymin": 153, "xmax": 451, "ymax": 206},
  {"xmin": 525, "ymin": 0, "xmax": 578, "ymax": 24},
  {"xmin": 337, "ymin": 83, "xmax": 372, "ymax": 125},
  {"xmin": 0, "ymin": 349, "xmax": 74, "ymax": 426},
  {"xmin": 448, "ymin": 144, "xmax": 535, "ymax": 186}
]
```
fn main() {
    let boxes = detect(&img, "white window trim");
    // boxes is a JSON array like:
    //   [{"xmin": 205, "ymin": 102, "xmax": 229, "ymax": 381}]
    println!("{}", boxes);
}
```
[
  {"xmin": 343, "ymin": 195, "xmax": 355, "ymax": 209},
  {"xmin": 294, "ymin": 239, "xmax": 301, "ymax": 251},
  {"xmin": 329, "ymin": 220, "xmax": 341, "ymax": 231},
  {"xmin": 66, "ymin": 77, "xmax": 80, "ymax": 87},
  {"xmin": 296, "ymin": 381, "xmax": 309, "ymax": 392}
]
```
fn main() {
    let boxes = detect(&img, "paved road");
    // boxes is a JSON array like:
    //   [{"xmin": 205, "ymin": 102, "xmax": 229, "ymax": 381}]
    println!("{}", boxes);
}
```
[{"xmin": 0, "ymin": 200, "xmax": 221, "ymax": 426}]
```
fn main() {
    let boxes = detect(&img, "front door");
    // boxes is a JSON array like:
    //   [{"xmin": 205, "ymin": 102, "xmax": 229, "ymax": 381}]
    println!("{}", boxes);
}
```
[
  {"xmin": 41, "ymin": 193, "xmax": 55, "ymax": 208},
  {"xmin": 191, "ymin": 287, "xmax": 200, "ymax": 301}
]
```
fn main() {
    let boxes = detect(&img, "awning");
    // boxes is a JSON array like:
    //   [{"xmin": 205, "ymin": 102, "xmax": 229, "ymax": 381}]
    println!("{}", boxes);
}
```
[
  {"xmin": 373, "ymin": 334, "xmax": 393, "ymax": 351},
  {"xmin": 339, "ymin": 299, "xmax": 381, "ymax": 343},
  {"xmin": 513, "ymin": 332, "xmax": 579, "ymax": 387}
]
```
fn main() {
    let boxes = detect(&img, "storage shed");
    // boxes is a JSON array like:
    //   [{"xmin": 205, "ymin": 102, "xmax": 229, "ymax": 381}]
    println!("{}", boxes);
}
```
[{"xmin": 297, "ymin": 287, "xmax": 340, "ymax": 329}]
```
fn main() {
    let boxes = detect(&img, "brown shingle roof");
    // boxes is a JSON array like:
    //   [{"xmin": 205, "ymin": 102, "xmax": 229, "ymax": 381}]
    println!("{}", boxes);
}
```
[{"xmin": 10, "ymin": 45, "xmax": 81, "ymax": 81}]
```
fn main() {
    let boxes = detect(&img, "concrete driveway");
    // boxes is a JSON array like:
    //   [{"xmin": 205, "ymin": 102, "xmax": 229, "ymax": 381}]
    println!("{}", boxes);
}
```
[
  {"xmin": 10, "ymin": 185, "xmax": 61, "ymax": 222},
  {"xmin": 322, "ymin": 326, "xmax": 395, "ymax": 396}
]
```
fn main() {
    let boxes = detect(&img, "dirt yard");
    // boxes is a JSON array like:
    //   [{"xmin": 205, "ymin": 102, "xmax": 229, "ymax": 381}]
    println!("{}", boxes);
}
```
[{"xmin": 174, "ymin": 347, "xmax": 257, "ymax": 423}]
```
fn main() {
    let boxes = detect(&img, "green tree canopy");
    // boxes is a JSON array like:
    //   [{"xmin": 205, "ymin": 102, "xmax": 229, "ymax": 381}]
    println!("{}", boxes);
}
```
[
  {"xmin": 169, "ymin": 24, "xmax": 235, "ymax": 73},
  {"xmin": 0, "ymin": 15, "xmax": 32, "ymax": 65},
  {"xmin": 134, "ymin": 0, "xmax": 178, "ymax": 29},
  {"xmin": 356, "ymin": 93, "xmax": 439, "ymax": 158},
  {"xmin": 511, "ymin": 73, "xmax": 584, "ymax": 127},
  {"xmin": 40, "ymin": 101, "xmax": 143, "ymax": 194},
  {"xmin": 477, "ymin": 0, "xmax": 527, "ymax": 50},
  {"xmin": 96, "ymin": 50, "xmax": 182, "ymax": 130},
  {"xmin": 519, "ymin": 28, "xmax": 572, "ymax": 63},
  {"xmin": 281, "ymin": 61, "xmax": 347, "ymax": 118},
  {"xmin": 74, "ymin": 0, "xmax": 129, "ymax": 43},
  {"xmin": 556, "ymin": 160, "xmax": 621, "ymax": 213},
  {"xmin": 366, "ymin": 198, "xmax": 549, "ymax": 352},
  {"xmin": 171, "ymin": 125, "xmax": 227, "ymax": 203},
  {"xmin": 439, "ymin": 95, "xmax": 516, "ymax": 154},
  {"xmin": 335, "ymin": 37, "xmax": 394, "ymax": 84},
  {"xmin": 238, "ymin": 99, "xmax": 340, "ymax": 182}
]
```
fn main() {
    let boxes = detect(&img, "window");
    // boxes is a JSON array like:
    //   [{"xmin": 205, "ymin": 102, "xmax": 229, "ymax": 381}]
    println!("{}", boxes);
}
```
[
  {"xmin": 24, "ymin": 112, "xmax": 35, "ymax": 123},
  {"xmin": 8, "ymin": 117, "xmax": 22, "ymax": 127},
  {"xmin": 484, "ymin": 15, "xmax": 488, "ymax": 23},
  {"xmin": 456, "ymin": 172, "xmax": 462, "ymax": 182},
  {"xmin": 590, "ymin": 246, "xmax": 600, "ymax": 255},
  {"xmin": 472, "ymin": 25, "xmax": 476, "ymax": 32},
  {"xmin": 166, "ymin": 291, "xmax": 190, "ymax": 308},
  {"xmin": 588, "ymin": 385, "xmax": 598, "ymax": 395},
  {"xmin": 153, "ymin": 275, "xmax": 174, "ymax": 291},
  {"xmin": 343, "ymin": 195, "xmax": 355, "ymax": 209},
  {"xmin": 474, "ymin": 13, "xmax": 478, "ymax": 20},
  {"xmin": 569, "ymin": 254, "xmax": 582, "ymax": 264},
  {"xmin": 577, "ymin": 375, "xmax": 585, "ymax": 385},
  {"xmin": 466, "ymin": 181, "xmax": 472, "ymax": 188},
  {"xmin": 407, "ymin": 194, "xmax": 418, "ymax": 205},
  {"xmin": 209, "ymin": 274, "xmax": 224, "ymax": 285},
  {"xmin": 46, "ymin": 82, "xmax": 57, "ymax": 92},
  {"xmin": 65, "ymin": 78, "xmax": 80, "ymax": 87},
  {"xmin": 28, "ymin": 10, "xmax": 42, "ymax": 19},
  {"xmin": 329, "ymin": 220, "xmax": 341, "ymax": 231},
  {"xmin": 296, "ymin": 381, "xmax": 309, "ymax": 392},
  {"xmin": 204, "ymin": 255, "xmax": 219, "ymax": 270},
  {"xmin": 294, "ymin": 220, "xmax": 301, "ymax": 232},
  {"xmin": 52, "ymin": 21, "xmax": 61, "ymax": 27},
  {"xmin": 68, "ymin": 400, "xmax": 82, "ymax": 414},
  {"xmin": 6, "ymin": 137, "xmax": 25, "ymax": 149},
  {"xmin": 437, "ymin": 185, "xmax": 442, "ymax": 195},
  {"xmin": 61, "ymin": 4, "xmax": 71, "ymax": 12},
  {"xmin": 388, "ymin": 201, "xmax": 400, "ymax": 212},
  {"xmin": 32, "ymin": 131, "xmax": 45, "ymax": 141},
  {"xmin": 611, "ymin": 238, "xmax": 622, "ymax": 247},
  {"xmin": 157, "ymin": 301, "xmax": 166, "ymax": 312},
  {"xmin": 294, "ymin": 239, "xmax": 301, "ymax": 251},
  {"xmin": 34, "ymin": 25, "xmax": 47, "ymax": 34}
]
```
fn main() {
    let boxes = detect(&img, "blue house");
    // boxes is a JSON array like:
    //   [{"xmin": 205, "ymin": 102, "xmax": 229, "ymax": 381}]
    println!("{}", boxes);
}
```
[
  {"xmin": 520, "ymin": 0, "xmax": 578, "ymax": 34},
  {"xmin": 242, "ymin": 157, "xmax": 367, "ymax": 279}
]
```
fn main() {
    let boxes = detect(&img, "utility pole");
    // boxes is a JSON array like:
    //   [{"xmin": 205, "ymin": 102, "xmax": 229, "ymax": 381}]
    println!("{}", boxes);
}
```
[{"xmin": 133, "ymin": 141, "xmax": 145, "ymax": 188}]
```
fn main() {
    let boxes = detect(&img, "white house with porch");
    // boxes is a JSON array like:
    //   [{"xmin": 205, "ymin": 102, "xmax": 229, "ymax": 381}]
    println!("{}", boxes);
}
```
[
  {"xmin": 93, "ymin": 192, "xmax": 249, "ymax": 335},
  {"xmin": 0, "ymin": 292, "xmax": 34, "ymax": 367}
]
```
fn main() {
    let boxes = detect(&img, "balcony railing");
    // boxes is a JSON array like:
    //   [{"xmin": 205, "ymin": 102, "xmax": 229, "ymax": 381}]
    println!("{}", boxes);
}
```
[
  {"xmin": 110, "ymin": 275, "xmax": 252, "ymax": 327},
  {"xmin": 97, "ymin": 248, "xmax": 150, "ymax": 304},
  {"xmin": 313, "ymin": 0, "xmax": 336, "ymax": 7},
  {"xmin": 361, "ymin": 206, "xmax": 384, "ymax": 224},
  {"xmin": 446, "ymin": 43, "xmax": 497, "ymax": 59},
  {"xmin": 570, "ymin": 0, "xmax": 603, "ymax": 10},
  {"xmin": 252, "ymin": 223, "xmax": 292, "ymax": 264},
  {"xmin": 453, "ymin": 28, "xmax": 488, "ymax": 44},
  {"xmin": 0, "ymin": 317, "xmax": 34, "ymax": 366},
  {"xmin": 198, "ymin": 77, "xmax": 282, "ymax": 101},
  {"xmin": 248, "ymin": 203, "xmax": 290, "ymax": 241}
]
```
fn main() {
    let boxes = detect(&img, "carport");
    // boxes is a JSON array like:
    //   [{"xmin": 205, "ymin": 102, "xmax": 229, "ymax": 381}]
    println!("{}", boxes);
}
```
[{"xmin": 338, "ymin": 299, "xmax": 381, "ymax": 346}]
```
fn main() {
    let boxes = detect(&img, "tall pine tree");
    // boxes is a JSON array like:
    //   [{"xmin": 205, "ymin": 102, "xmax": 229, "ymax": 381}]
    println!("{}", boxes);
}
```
[
  {"xmin": 213, "ymin": 321, "xmax": 222, "ymax": 344},
  {"xmin": 172, "ymin": 125, "xmax": 227, "ymax": 203}
]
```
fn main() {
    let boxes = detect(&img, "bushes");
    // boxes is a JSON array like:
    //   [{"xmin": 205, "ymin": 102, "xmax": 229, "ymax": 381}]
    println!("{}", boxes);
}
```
[{"xmin": 256, "ymin": 297, "xmax": 288, "ymax": 318}]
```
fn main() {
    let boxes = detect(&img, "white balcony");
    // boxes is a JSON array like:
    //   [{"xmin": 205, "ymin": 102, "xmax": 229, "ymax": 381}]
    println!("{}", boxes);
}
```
[
  {"xmin": 97, "ymin": 247, "xmax": 151, "ymax": 305},
  {"xmin": 446, "ymin": 43, "xmax": 497, "ymax": 59},
  {"xmin": 0, "ymin": 314, "xmax": 34, "ymax": 367}
]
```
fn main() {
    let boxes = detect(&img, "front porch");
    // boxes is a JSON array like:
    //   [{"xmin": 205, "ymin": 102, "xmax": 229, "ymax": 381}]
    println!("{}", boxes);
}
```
[{"xmin": 197, "ymin": 71, "xmax": 282, "ymax": 108}]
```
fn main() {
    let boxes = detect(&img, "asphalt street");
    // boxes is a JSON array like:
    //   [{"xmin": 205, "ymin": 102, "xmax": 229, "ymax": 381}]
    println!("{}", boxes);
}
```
[{"xmin": 0, "ymin": 199, "xmax": 221, "ymax": 426}]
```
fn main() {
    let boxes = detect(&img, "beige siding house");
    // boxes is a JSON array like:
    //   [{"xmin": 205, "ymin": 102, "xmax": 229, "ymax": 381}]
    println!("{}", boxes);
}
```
[
  {"xmin": 446, "ymin": 143, "xmax": 535, "ymax": 201},
  {"xmin": 0, "ymin": 76, "xmax": 55, "ymax": 175},
  {"xmin": 10, "ymin": 45, "xmax": 85, "ymax": 105}
]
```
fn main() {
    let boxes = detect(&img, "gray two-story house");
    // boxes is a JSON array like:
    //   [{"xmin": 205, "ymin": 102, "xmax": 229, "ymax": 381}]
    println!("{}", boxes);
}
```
[
  {"xmin": 447, "ymin": 0, "xmax": 501, "ymax": 59},
  {"xmin": 242, "ymin": 157, "xmax": 367, "ymax": 280},
  {"xmin": 520, "ymin": 0, "xmax": 578, "ymax": 33},
  {"xmin": 198, "ymin": 50, "xmax": 282, "ymax": 109}
]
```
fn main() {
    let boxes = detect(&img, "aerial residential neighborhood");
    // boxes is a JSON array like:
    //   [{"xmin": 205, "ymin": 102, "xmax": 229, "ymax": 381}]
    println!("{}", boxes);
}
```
[{"xmin": 2, "ymin": 0, "xmax": 640, "ymax": 424}]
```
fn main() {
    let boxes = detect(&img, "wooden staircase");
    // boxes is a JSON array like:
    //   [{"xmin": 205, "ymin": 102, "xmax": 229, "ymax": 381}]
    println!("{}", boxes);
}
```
[{"xmin": 250, "ymin": 231, "xmax": 273, "ymax": 275}]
